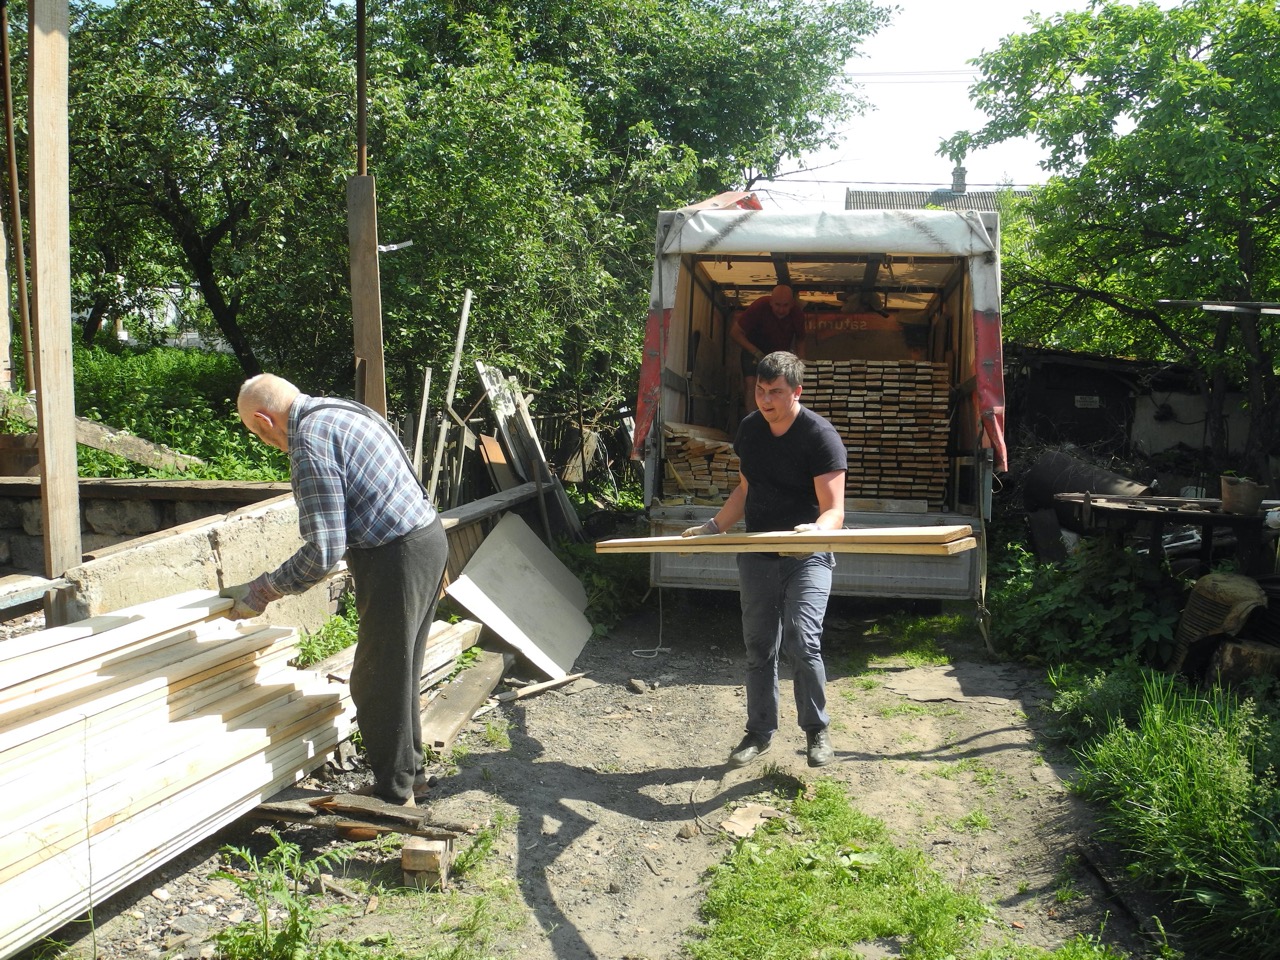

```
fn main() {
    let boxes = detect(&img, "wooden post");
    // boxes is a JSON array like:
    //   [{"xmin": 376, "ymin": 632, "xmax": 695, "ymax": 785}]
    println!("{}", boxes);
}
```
[
  {"xmin": 348, "ymin": 175, "xmax": 385, "ymax": 416},
  {"xmin": 28, "ymin": 0, "xmax": 80, "ymax": 607}
]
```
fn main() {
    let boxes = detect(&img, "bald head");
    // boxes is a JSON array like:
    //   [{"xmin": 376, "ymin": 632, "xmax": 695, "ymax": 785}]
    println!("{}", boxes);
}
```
[
  {"xmin": 237, "ymin": 374, "xmax": 299, "ymax": 451},
  {"xmin": 769, "ymin": 285, "xmax": 796, "ymax": 317}
]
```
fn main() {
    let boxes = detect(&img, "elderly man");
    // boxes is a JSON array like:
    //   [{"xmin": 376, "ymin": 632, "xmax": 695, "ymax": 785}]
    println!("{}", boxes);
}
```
[
  {"xmin": 221, "ymin": 374, "xmax": 447, "ymax": 806},
  {"xmin": 729, "ymin": 284, "xmax": 807, "ymax": 412},
  {"xmin": 684, "ymin": 351, "xmax": 846, "ymax": 768}
]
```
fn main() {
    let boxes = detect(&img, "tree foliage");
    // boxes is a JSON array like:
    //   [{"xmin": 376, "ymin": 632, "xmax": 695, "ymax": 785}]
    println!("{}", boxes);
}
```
[
  {"xmin": 943, "ymin": 0, "xmax": 1280, "ymax": 475},
  {"xmin": 39, "ymin": 0, "xmax": 890, "ymax": 421}
]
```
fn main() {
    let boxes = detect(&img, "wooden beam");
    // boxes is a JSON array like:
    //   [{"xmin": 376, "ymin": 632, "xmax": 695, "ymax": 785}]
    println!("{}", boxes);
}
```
[
  {"xmin": 348, "ymin": 175, "xmax": 385, "ymax": 416},
  {"xmin": 27, "ymin": 0, "xmax": 80, "ymax": 593}
]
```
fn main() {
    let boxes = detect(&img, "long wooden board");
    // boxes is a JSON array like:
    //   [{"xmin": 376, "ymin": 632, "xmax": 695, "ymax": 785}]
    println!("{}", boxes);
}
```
[{"xmin": 595, "ymin": 524, "xmax": 974, "ymax": 554}]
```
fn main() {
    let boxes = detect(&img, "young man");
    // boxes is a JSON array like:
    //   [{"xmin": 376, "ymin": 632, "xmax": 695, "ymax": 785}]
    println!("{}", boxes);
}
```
[
  {"xmin": 221, "ymin": 374, "xmax": 447, "ymax": 805},
  {"xmin": 683, "ymin": 352, "xmax": 847, "ymax": 767}
]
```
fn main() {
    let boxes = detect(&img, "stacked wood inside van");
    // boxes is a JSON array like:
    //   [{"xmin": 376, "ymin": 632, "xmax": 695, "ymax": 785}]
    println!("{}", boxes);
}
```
[{"xmin": 803, "ymin": 359, "xmax": 950, "ymax": 505}]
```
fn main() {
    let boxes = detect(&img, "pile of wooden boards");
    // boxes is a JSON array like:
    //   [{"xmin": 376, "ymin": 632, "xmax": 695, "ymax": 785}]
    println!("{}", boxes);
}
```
[
  {"xmin": 662, "ymin": 422, "xmax": 740, "ymax": 497},
  {"xmin": 0, "ymin": 591, "xmax": 483, "ymax": 960},
  {"xmin": 803, "ymin": 360, "xmax": 951, "ymax": 505}
]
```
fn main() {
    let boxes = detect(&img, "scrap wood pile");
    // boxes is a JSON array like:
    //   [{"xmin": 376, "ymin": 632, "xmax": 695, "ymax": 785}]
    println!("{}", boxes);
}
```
[
  {"xmin": 0, "ymin": 590, "xmax": 481, "ymax": 960},
  {"xmin": 803, "ymin": 360, "xmax": 951, "ymax": 505},
  {"xmin": 662, "ymin": 422, "xmax": 740, "ymax": 497}
]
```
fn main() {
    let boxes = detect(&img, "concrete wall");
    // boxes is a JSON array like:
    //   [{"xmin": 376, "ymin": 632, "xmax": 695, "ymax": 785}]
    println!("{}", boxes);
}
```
[{"xmin": 54, "ymin": 495, "xmax": 342, "ymax": 630}]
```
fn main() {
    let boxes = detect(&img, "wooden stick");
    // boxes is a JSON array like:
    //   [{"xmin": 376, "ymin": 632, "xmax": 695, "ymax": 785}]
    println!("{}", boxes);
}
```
[{"xmin": 495, "ymin": 672, "xmax": 587, "ymax": 702}]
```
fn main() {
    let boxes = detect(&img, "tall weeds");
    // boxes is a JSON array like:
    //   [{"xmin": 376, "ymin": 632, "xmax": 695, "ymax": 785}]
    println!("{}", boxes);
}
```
[{"xmin": 1074, "ymin": 671, "xmax": 1280, "ymax": 955}]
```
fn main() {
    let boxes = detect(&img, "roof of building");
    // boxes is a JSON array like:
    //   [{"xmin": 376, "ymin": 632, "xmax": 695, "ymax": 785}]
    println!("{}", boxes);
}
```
[
  {"xmin": 844, "ymin": 165, "xmax": 1034, "ymax": 212},
  {"xmin": 844, "ymin": 187, "xmax": 1033, "ymax": 212}
]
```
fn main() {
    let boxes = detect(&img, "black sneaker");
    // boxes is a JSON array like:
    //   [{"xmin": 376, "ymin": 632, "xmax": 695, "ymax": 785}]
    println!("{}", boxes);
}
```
[
  {"xmin": 727, "ymin": 733, "xmax": 772, "ymax": 768},
  {"xmin": 806, "ymin": 728, "xmax": 834, "ymax": 768}
]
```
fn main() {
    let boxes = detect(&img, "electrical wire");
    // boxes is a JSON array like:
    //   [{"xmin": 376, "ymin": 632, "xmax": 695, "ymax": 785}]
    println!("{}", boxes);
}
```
[{"xmin": 631, "ymin": 585, "xmax": 670, "ymax": 659}]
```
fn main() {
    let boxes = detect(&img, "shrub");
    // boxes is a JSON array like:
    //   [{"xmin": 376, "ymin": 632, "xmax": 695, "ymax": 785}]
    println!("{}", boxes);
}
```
[{"xmin": 987, "ymin": 539, "xmax": 1184, "ymax": 665}]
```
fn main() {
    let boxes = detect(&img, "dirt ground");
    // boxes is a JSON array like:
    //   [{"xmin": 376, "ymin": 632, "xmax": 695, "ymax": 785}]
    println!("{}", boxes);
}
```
[{"xmin": 18, "ymin": 591, "xmax": 1173, "ymax": 960}]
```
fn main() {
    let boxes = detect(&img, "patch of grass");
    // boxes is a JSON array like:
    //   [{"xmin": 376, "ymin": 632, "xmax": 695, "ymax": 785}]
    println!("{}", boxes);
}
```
[
  {"xmin": 481, "ymin": 718, "xmax": 511, "ymax": 749},
  {"xmin": 71, "ymin": 343, "xmax": 289, "ymax": 480},
  {"xmin": 953, "ymin": 808, "xmax": 994, "ymax": 833},
  {"xmin": 1075, "ymin": 671, "xmax": 1280, "ymax": 955},
  {"xmin": 929, "ymin": 758, "xmax": 1004, "ymax": 787},
  {"xmin": 878, "ymin": 701, "xmax": 961, "ymax": 719},
  {"xmin": 686, "ymin": 780, "xmax": 988, "ymax": 959},
  {"xmin": 972, "ymin": 932, "xmax": 1131, "ymax": 959}
]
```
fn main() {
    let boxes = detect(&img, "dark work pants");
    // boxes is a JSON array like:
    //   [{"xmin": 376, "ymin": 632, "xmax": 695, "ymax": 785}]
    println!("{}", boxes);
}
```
[
  {"xmin": 736, "ymin": 550, "xmax": 834, "ymax": 737},
  {"xmin": 346, "ymin": 515, "xmax": 448, "ymax": 803}
]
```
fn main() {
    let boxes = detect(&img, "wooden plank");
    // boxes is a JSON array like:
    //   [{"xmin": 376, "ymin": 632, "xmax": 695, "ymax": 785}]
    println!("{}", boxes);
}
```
[
  {"xmin": 0, "ymin": 588, "xmax": 227, "ymax": 675},
  {"xmin": 28, "ymin": 0, "xmax": 80, "ymax": 587},
  {"xmin": 596, "ymin": 524, "xmax": 973, "ymax": 553},
  {"xmin": 348, "ymin": 174, "xmax": 385, "ymax": 416},
  {"xmin": 0, "ymin": 639, "xmax": 297, "ymax": 789},
  {"xmin": 0, "ymin": 396, "xmax": 205, "ymax": 470},
  {"xmin": 420, "ymin": 649, "xmax": 509, "ymax": 753},
  {"xmin": 597, "ymin": 534, "xmax": 978, "ymax": 556},
  {"xmin": 0, "ymin": 625, "xmax": 295, "ymax": 752},
  {"xmin": 0, "ymin": 669, "xmax": 348, "ymax": 885},
  {"xmin": 479, "ymin": 433, "xmax": 520, "ymax": 491},
  {"xmin": 444, "ymin": 514, "xmax": 591, "ymax": 679},
  {"xmin": 0, "ymin": 573, "xmax": 63, "ymax": 611},
  {"xmin": 0, "ymin": 709, "xmax": 354, "ymax": 957},
  {"xmin": 438, "ymin": 481, "xmax": 539, "ymax": 530}
]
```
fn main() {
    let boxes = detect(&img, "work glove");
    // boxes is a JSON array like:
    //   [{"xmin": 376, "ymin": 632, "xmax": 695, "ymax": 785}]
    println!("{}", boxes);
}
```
[
  {"xmin": 681, "ymin": 518, "xmax": 721, "ymax": 537},
  {"xmin": 781, "ymin": 522, "xmax": 820, "ymax": 557},
  {"xmin": 219, "ymin": 573, "xmax": 283, "ymax": 620}
]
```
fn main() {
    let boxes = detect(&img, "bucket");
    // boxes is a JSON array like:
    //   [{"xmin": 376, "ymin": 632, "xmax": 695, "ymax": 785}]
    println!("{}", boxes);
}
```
[{"xmin": 1220, "ymin": 476, "xmax": 1267, "ymax": 515}]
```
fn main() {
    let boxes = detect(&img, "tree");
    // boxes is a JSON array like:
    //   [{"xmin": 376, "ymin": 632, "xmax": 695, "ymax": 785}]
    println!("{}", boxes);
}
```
[
  {"xmin": 59, "ymin": 0, "xmax": 892, "ymax": 418},
  {"xmin": 69, "ymin": 0, "xmax": 357, "ymax": 378},
  {"xmin": 943, "ymin": 0, "xmax": 1280, "ymax": 477}
]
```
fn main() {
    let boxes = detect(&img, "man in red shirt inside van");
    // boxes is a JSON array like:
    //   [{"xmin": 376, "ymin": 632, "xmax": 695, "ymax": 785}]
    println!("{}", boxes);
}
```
[{"xmin": 729, "ymin": 284, "xmax": 807, "ymax": 411}]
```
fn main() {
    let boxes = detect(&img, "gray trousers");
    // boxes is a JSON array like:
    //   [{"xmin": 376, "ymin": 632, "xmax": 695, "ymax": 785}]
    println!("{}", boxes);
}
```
[
  {"xmin": 346, "ymin": 515, "xmax": 448, "ymax": 803},
  {"xmin": 736, "ymin": 551, "xmax": 834, "ymax": 737}
]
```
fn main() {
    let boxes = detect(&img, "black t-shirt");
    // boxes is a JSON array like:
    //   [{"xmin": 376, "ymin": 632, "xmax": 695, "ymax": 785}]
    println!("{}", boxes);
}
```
[{"xmin": 734, "ymin": 406, "xmax": 848, "ymax": 532}]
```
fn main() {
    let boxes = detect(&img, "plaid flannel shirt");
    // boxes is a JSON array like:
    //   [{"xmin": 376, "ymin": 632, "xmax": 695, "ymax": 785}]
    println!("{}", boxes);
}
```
[{"xmin": 265, "ymin": 395, "xmax": 435, "ymax": 595}]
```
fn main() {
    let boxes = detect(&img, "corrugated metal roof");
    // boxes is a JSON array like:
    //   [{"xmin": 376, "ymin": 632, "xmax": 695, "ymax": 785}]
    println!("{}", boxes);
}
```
[{"xmin": 844, "ymin": 188, "xmax": 1032, "ymax": 212}]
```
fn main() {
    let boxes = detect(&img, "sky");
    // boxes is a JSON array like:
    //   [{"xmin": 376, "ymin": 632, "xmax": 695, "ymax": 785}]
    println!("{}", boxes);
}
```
[{"xmin": 753, "ymin": 0, "xmax": 1081, "ymax": 210}]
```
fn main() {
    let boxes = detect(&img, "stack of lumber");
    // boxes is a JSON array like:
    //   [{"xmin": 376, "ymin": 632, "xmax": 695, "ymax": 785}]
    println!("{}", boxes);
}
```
[
  {"xmin": 803, "ymin": 360, "xmax": 951, "ymax": 505},
  {"xmin": 662, "ymin": 422, "xmax": 740, "ymax": 496},
  {"xmin": 0, "ymin": 591, "xmax": 482, "ymax": 960}
]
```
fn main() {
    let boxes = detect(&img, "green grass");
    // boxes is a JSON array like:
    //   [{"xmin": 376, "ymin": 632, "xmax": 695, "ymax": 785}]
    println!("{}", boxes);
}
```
[
  {"xmin": 70, "ymin": 343, "xmax": 289, "ymax": 480},
  {"xmin": 687, "ymin": 780, "xmax": 989, "ymax": 959},
  {"xmin": 295, "ymin": 594, "xmax": 359, "ymax": 667},
  {"xmin": 1074, "ymin": 671, "xmax": 1280, "ymax": 955}
]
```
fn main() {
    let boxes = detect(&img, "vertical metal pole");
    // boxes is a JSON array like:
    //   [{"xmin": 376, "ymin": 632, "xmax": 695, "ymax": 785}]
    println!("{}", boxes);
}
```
[{"xmin": 355, "ymin": 0, "xmax": 366, "ymax": 176}]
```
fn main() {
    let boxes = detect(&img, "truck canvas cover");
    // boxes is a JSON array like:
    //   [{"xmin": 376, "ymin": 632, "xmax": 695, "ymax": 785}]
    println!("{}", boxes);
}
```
[{"xmin": 635, "ymin": 207, "xmax": 1006, "ymax": 473}]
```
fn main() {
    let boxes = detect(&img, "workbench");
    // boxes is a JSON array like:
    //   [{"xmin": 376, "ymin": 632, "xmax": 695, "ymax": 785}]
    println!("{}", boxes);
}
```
[{"xmin": 1054, "ymin": 493, "xmax": 1280, "ymax": 576}]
